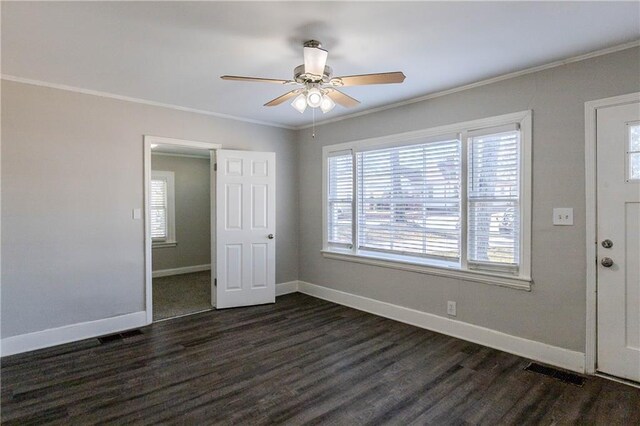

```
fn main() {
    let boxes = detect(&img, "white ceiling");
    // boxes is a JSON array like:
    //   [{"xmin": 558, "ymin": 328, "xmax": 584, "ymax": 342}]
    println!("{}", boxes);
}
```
[{"xmin": 2, "ymin": 2, "xmax": 639, "ymax": 128}]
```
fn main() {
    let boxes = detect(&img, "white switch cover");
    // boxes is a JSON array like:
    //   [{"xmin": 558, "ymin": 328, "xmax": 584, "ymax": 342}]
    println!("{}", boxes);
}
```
[
  {"xmin": 132, "ymin": 208, "xmax": 142, "ymax": 220},
  {"xmin": 553, "ymin": 208, "xmax": 573, "ymax": 226}
]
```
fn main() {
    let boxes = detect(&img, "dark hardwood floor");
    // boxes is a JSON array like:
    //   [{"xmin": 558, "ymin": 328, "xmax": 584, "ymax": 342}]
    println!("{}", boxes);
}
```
[{"xmin": 1, "ymin": 293, "xmax": 639, "ymax": 425}]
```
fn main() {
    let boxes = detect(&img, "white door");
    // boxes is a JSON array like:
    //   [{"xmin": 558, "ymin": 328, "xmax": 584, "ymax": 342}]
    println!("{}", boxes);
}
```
[
  {"xmin": 210, "ymin": 149, "xmax": 217, "ymax": 308},
  {"xmin": 597, "ymin": 101, "xmax": 640, "ymax": 382},
  {"xmin": 216, "ymin": 150, "xmax": 276, "ymax": 309}
]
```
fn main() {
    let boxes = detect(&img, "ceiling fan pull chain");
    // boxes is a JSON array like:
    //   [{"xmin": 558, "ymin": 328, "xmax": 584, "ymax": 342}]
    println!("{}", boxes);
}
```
[{"xmin": 312, "ymin": 108, "xmax": 316, "ymax": 139}]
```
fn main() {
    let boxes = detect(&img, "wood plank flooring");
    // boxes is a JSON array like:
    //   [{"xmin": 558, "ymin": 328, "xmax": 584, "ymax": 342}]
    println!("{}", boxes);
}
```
[{"xmin": 2, "ymin": 293, "xmax": 639, "ymax": 425}]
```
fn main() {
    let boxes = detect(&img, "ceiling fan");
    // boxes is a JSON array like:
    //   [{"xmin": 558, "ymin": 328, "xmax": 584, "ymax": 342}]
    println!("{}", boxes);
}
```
[{"xmin": 221, "ymin": 40, "xmax": 406, "ymax": 114}]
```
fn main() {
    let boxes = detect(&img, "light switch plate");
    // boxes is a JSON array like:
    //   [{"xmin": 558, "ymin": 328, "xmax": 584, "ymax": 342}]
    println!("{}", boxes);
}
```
[
  {"xmin": 553, "ymin": 208, "xmax": 573, "ymax": 226},
  {"xmin": 132, "ymin": 208, "xmax": 142, "ymax": 220}
]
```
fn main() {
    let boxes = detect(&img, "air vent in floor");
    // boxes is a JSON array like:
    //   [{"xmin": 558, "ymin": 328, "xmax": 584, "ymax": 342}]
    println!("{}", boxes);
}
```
[
  {"xmin": 524, "ymin": 362, "xmax": 585, "ymax": 387},
  {"xmin": 98, "ymin": 329, "xmax": 143, "ymax": 344}
]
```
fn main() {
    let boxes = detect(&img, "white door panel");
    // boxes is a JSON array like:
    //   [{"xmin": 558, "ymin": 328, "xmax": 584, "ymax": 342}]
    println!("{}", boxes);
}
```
[
  {"xmin": 210, "ymin": 150, "xmax": 217, "ymax": 307},
  {"xmin": 216, "ymin": 150, "xmax": 276, "ymax": 308},
  {"xmin": 597, "ymin": 101, "xmax": 640, "ymax": 382}
]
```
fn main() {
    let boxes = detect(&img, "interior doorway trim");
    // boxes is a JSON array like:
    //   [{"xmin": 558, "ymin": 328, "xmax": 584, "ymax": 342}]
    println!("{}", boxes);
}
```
[
  {"xmin": 143, "ymin": 135, "xmax": 222, "ymax": 325},
  {"xmin": 584, "ymin": 92, "xmax": 640, "ymax": 374}
]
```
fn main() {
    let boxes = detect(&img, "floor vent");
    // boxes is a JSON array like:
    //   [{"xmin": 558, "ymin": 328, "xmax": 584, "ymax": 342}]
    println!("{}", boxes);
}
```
[
  {"xmin": 98, "ymin": 329, "xmax": 143, "ymax": 344},
  {"xmin": 120, "ymin": 329, "xmax": 143, "ymax": 338},
  {"xmin": 524, "ymin": 362, "xmax": 585, "ymax": 387},
  {"xmin": 97, "ymin": 334, "xmax": 123, "ymax": 344}
]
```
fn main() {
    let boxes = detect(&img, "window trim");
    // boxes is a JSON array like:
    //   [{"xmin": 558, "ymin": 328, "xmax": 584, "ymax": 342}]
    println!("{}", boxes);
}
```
[
  {"xmin": 151, "ymin": 170, "xmax": 176, "ymax": 246},
  {"xmin": 321, "ymin": 110, "xmax": 532, "ymax": 290}
]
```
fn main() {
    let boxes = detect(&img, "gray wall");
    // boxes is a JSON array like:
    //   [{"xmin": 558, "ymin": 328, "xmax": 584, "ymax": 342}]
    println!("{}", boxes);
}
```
[
  {"xmin": 297, "ymin": 47, "xmax": 640, "ymax": 352},
  {"xmin": 1, "ymin": 80, "xmax": 299, "ymax": 338},
  {"xmin": 3, "ymin": 47, "xmax": 638, "ymax": 351},
  {"xmin": 151, "ymin": 154, "xmax": 211, "ymax": 271}
]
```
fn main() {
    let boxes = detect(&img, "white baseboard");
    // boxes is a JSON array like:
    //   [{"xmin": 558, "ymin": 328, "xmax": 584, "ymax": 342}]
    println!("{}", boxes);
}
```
[
  {"xmin": 152, "ymin": 264, "xmax": 211, "ymax": 278},
  {"xmin": 2, "ymin": 280, "xmax": 585, "ymax": 374},
  {"xmin": 2, "ymin": 280, "xmax": 295, "ymax": 358},
  {"xmin": 297, "ymin": 281, "xmax": 586, "ymax": 373},
  {"xmin": 276, "ymin": 280, "xmax": 299, "ymax": 296},
  {"xmin": 1, "ymin": 311, "xmax": 147, "ymax": 357}
]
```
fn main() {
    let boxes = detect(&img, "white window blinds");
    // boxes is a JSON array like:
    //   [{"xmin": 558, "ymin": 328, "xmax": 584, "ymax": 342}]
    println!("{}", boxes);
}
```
[
  {"xmin": 468, "ymin": 128, "xmax": 520, "ymax": 268},
  {"xmin": 327, "ymin": 152, "xmax": 353, "ymax": 246},
  {"xmin": 357, "ymin": 139, "xmax": 461, "ymax": 260},
  {"xmin": 150, "ymin": 178, "xmax": 168, "ymax": 240}
]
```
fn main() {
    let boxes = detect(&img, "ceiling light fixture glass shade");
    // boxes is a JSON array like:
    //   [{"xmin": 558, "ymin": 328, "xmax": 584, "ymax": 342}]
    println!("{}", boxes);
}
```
[
  {"xmin": 291, "ymin": 93, "xmax": 307, "ymax": 113},
  {"xmin": 320, "ymin": 95, "xmax": 336, "ymax": 113},
  {"xmin": 303, "ymin": 46, "xmax": 328, "ymax": 77},
  {"xmin": 306, "ymin": 88, "xmax": 323, "ymax": 108}
]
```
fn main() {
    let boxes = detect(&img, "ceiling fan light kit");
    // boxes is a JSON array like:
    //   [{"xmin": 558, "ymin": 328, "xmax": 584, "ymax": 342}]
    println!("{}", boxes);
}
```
[
  {"xmin": 320, "ymin": 94, "xmax": 336, "ymax": 114},
  {"xmin": 221, "ymin": 40, "xmax": 406, "ymax": 115},
  {"xmin": 291, "ymin": 93, "xmax": 308, "ymax": 113},
  {"xmin": 306, "ymin": 87, "xmax": 323, "ymax": 108}
]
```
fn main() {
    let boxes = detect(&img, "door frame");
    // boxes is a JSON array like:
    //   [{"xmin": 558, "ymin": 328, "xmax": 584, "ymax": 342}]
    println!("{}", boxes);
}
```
[
  {"xmin": 143, "ymin": 135, "xmax": 222, "ymax": 325},
  {"xmin": 584, "ymin": 92, "xmax": 640, "ymax": 374}
]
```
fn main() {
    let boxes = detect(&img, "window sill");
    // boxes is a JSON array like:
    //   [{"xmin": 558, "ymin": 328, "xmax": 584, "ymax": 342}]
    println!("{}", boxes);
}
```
[
  {"xmin": 320, "ymin": 249, "xmax": 532, "ymax": 291},
  {"xmin": 152, "ymin": 241, "xmax": 177, "ymax": 248}
]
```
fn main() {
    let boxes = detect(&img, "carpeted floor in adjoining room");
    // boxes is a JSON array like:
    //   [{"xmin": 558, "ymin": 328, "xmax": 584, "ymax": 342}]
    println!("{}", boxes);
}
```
[{"xmin": 153, "ymin": 271, "xmax": 212, "ymax": 320}]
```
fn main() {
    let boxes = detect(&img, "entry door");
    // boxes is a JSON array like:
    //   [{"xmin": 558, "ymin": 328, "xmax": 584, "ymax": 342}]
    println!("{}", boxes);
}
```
[
  {"xmin": 596, "ymin": 101, "xmax": 640, "ymax": 382},
  {"xmin": 216, "ymin": 150, "xmax": 276, "ymax": 309}
]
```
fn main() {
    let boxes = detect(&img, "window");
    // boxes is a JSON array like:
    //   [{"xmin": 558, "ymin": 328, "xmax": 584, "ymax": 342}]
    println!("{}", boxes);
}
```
[
  {"xmin": 323, "ymin": 112, "xmax": 532, "ymax": 289},
  {"xmin": 357, "ymin": 139, "xmax": 461, "ymax": 261},
  {"xmin": 327, "ymin": 152, "xmax": 353, "ymax": 247},
  {"xmin": 151, "ymin": 171, "xmax": 176, "ymax": 245},
  {"xmin": 628, "ymin": 122, "xmax": 640, "ymax": 181},
  {"xmin": 467, "ymin": 126, "xmax": 520, "ymax": 272}
]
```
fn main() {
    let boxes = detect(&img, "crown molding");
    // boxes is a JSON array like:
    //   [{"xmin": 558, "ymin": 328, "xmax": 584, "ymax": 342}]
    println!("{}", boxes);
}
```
[
  {"xmin": 296, "ymin": 39, "xmax": 640, "ymax": 130},
  {"xmin": 3, "ymin": 40, "xmax": 638, "ymax": 132},
  {"xmin": 0, "ymin": 74, "xmax": 296, "ymax": 130}
]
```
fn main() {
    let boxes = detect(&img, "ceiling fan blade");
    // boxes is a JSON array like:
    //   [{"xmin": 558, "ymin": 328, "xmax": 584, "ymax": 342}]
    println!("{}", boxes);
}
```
[
  {"xmin": 331, "ymin": 72, "xmax": 406, "ymax": 87},
  {"xmin": 303, "ymin": 46, "xmax": 328, "ymax": 77},
  {"xmin": 264, "ymin": 90, "xmax": 301, "ymax": 107},
  {"xmin": 221, "ymin": 75, "xmax": 289, "ymax": 84},
  {"xmin": 325, "ymin": 89, "xmax": 360, "ymax": 108}
]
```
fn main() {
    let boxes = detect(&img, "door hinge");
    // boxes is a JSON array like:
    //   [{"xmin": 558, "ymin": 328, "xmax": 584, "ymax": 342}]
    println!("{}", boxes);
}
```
[
  {"xmin": 214, "ymin": 163, "xmax": 217, "ymax": 171},
  {"xmin": 214, "ymin": 278, "xmax": 217, "ymax": 286}
]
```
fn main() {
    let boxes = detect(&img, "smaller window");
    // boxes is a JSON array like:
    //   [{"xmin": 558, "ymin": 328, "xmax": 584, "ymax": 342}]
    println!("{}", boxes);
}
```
[
  {"xmin": 327, "ymin": 152, "xmax": 353, "ymax": 248},
  {"xmin": 628, "ymin": 122, "xmax": 640, "ymax": 181},
  {"xmin": 467, "ymin": 126, "xmax": 520, "ymax": 272},
  {"xmin": 151, "ymin": 171, "xmax": 176, "ymax": 244}
]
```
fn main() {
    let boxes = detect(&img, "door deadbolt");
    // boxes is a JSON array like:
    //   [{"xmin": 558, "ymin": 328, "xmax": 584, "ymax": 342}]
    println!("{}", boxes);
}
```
[
  {"xmin": 601, "ymin": 239, "xmax": 613, "ymax": 248},
  {"xmin": 268, "ymin": 234, "xmax": 274, "ymax": 239},
  {"xmin": 601, "ymin": 257, "xmax": 614, "ymax": 268}
]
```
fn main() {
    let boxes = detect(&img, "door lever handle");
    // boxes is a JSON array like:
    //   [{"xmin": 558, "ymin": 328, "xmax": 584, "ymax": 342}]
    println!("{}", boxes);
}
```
[{"xmin": 267, "ymin": 234, "xmax": 274, "ymax": 239}]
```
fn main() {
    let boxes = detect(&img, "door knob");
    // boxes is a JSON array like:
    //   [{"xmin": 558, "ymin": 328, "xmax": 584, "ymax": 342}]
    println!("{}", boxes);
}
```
[
  {"xmin": 601, "ymin": 257, "xmax": 614, "ymax": 268},
  {"xmin": 267, "ymin": 234, "xmax": 274, "ymax": 239}
]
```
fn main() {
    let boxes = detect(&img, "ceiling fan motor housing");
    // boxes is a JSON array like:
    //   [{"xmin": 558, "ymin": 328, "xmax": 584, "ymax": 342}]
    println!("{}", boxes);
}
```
[{"xmin": 294, "ymin": 64, "xmax": 333, "ymax": 84}]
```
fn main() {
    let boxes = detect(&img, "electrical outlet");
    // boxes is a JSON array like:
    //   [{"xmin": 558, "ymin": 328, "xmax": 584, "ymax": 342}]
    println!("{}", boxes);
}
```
[{"xmin": 447, "ymin": 301, "xmax": 457, "ymax": 316}]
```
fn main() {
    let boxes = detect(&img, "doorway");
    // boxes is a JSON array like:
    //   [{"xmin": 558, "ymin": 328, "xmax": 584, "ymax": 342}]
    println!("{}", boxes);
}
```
[
  {"xmin": 586, "ymin": 93, "xmax": 640, "ymax": 383},
  {"xmin": 144, "ymin": 136, "xmax": 220, "ymax": 323},
  {"xmin": 143, "ymin": 137, "xmax": 278, "ymax": 323},
  {"xmin": 151, "ymin": 148, "xmax": 212, "ymax": 320}
]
